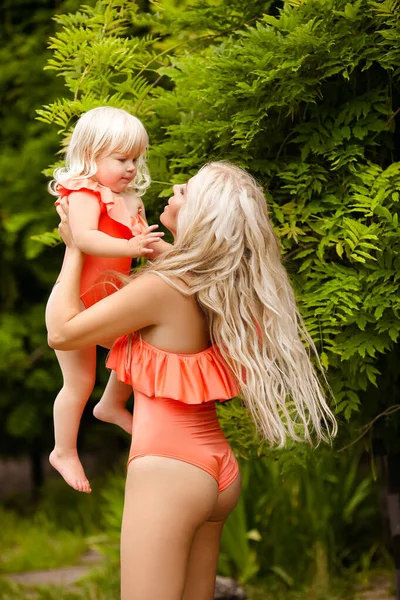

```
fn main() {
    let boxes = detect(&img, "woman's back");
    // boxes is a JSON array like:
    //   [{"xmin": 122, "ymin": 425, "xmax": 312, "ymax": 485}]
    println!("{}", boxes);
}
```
[{"xmin": 137, "ymin": 275, "xmax": 212, "ymax": 355}]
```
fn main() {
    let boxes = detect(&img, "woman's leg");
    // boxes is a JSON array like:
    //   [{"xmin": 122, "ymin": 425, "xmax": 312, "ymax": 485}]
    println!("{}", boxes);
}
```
[
  {"xmin": 121, "ymin": 456, "xmax": 219, "ymax": 600},
  {"xmin": 93, "ymin": 370, "xmax": 133, "ymax": 434},
  {"xmin": 182, "ymin": 474, "xmax": 242, "ymax": 600},
  {"xmin": 49, "ymin": 345, "xmax": 96, "ymax": 493}
]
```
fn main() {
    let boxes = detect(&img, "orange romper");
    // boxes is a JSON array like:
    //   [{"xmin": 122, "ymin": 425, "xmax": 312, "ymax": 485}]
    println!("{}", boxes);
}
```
[
  {"xmin": 56, "ymin": 178, "xmax": 146, "ymax": 308},
  {"xmin": 107, "ymin": 334, "xmax": 240, "ymax": 492}
]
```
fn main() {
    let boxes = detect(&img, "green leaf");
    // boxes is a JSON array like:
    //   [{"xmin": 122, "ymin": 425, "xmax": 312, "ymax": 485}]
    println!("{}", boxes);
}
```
[{"xmin": 30, "ymin": 229, "xmax": 62, "ymax": 247}]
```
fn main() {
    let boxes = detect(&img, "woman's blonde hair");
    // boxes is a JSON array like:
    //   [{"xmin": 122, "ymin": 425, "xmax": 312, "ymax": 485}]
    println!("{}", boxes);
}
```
[
  {"xmin": 49, "ymin": 106, "xmax": 150, "ymax": 196},
  {"xmin": 149, "ymin": 161, "xmax": 337, "ymax": 446}
]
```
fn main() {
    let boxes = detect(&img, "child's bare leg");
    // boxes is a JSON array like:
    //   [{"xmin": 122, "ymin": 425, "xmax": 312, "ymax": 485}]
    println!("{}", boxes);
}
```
[
  {"xmin": 49, "ymin": 346, "xmax": 96, "ymax": 493},
  {"xmin": 93, "ymin": 371, "xmax": 133, "ymax": 434}
]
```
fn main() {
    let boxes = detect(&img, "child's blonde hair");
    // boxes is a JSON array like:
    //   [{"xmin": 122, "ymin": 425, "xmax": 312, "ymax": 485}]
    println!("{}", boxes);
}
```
[{"xmin": 50, "ymin": 106, "xmax": 150, "ymax": 196}]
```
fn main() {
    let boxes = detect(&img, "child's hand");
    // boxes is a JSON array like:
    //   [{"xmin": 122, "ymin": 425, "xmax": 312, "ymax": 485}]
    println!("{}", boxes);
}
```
[{"xmin": 127, "ymin": 225, "xmax": 165, "ymax": 257}]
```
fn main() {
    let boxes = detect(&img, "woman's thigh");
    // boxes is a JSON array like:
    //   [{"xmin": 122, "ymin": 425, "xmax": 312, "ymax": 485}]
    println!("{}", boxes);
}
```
[
  {"xmin": 182, "ymin": 474, "xmax": 242, "ymax": 600},
  {"xmin": 121, "ymin": 456, "xmax": 219, "ymax": 600}
]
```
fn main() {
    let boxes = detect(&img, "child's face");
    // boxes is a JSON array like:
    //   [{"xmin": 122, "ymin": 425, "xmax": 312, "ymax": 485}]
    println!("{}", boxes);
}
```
[
  {"xmin": 160, "ymin": 182, "xmax": 188, "ymax": 236},
  {"xmin": 95, "ymin": 151, "xmax": 138, "ymax": 192}
]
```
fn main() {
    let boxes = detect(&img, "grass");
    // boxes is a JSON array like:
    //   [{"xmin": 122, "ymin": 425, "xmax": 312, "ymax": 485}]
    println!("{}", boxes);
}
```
[
  {"xmin": 246, "ymin": 580, "xmax": 353, "ymax": 600},
  {"xmin": 0, "ymin": 472, "xmax": 114, "ymax": 575},
  {"xmin": 0, "ymin": 564, "xmax": 119, "ymax": 600},
  {"xmin": 0, "ymin": 508, "xmax": 88, "ymax": 574},
  {"xmin": 0, "ymin": 556, "xmax": 395, "ymax": 600},
  {"xmin": 0, "ymin": 572, "xmax": 369, "ymax": 600}
]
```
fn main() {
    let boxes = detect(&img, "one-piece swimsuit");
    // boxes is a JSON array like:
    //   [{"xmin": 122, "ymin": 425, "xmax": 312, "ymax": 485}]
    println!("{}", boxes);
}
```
[{"xmin": 107, "ymin": 333, "xmax": 240, "ymax": 491}]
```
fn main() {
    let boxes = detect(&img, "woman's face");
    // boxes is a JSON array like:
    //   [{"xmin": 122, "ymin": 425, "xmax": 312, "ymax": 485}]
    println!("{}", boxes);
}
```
[{"xmin": 160, "ymin": 182, "xmax": 188, "ymax": 236}]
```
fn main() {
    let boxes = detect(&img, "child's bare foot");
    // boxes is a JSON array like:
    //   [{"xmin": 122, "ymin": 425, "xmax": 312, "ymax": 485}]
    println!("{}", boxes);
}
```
[
  {"xmin": 93, "ymin": 402, "xmax": 132, "ymax": 434},
  {"xmin": 49, "ymin": 449, "xmax": 91, "ymax": 493}
]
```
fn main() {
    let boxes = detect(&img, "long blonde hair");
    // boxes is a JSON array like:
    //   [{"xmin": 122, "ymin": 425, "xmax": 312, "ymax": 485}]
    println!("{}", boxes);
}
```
[
  {"xmin": 49, "ymin": 106, "xmax": 150, "ymax": 196},
  {"xmin": 149, "ymin": 161, "xmax": 337, "ymax": 445}
]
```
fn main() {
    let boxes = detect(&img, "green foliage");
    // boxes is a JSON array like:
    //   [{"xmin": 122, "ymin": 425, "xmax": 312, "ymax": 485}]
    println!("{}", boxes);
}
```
[
  {"xmin": 38, "ymin": 0, "xmax": 400, "ymax": 435},
  {"xmin": 217, "ymin": 398, "xmax": 265, "ymax": 458},
  {"xmin": 218, "ymin": 446, "xmax": 381, "ymax": 587},
  {"xmin": 0, "ymin": 572, "xmax": 354, "ymax": 600},
  {"xmin": 0, "ymin": 508, "xmax": 87, "ymax": 573},
  {"xmin": 0, "ymin": 568, "xmax": 120, "ymax": 600},
  {"xmin": 30, "ymin": 229, "xmax": 62, "ymax": 249},
  {"xmin": 219, "ymin": 493, "xmax": 260, "ymax": 584},
  {"xmin": 1, "ymin": 0, "xmax": 399, "ymax": 589},
  {"xmin": 0, "ymin": 0, "xmax": 97, "ymax": 457},
  {"xmin": 34, "ymin": 477, "xmax": 107, "ymax": 534}
]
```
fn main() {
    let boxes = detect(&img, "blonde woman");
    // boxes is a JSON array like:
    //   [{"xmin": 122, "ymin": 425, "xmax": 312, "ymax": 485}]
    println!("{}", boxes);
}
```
[{"xmin": 47, "ymin": 161, "xmax": 336, "ymax": 600}]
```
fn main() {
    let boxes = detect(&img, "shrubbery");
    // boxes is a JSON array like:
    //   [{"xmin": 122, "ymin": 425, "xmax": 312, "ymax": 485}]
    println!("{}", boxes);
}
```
[{"xmin": 2, "ymin": 0, "xmax": 399, "ymax": 591}]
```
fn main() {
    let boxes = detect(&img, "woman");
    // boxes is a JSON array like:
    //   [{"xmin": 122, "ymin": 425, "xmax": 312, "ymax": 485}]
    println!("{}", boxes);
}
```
[{"xmin": 48, "ymin": 161, "xmax": 336, "ymax": 600}]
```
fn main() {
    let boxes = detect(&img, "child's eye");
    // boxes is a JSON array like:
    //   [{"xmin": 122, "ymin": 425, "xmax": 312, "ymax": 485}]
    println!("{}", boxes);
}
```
[
  {"xmin": 118, "ymin": 157, "xmax": 137, "ymax": 163},
  {"xmin": 180, "ymin": 186, "xmax": 185, "ymax": 195}
]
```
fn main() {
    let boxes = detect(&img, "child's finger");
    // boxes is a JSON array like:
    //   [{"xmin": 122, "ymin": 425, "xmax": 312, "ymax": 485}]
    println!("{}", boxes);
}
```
[
  {"xmin": 142, "ymin": 236, "xmax": 164, "ymax": 247},
  {"xmin": 145, "ymin": 233, "xmax": 165, "ymax": 241},
  {"xmin": 144, "ymin": 232, "xmax": 164, "ymax": 239},
  {"xmin": 146, "ymin": 224, "xmax": 159, "ymax": 233}
]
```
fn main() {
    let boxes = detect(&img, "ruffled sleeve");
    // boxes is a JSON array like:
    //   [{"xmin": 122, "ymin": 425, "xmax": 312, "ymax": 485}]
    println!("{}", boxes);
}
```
[
  {"xmin": 107, "ymin": 334, "xmax": 239, "ymax": 404},
  {"xmin": 56, "ymin": 178, "xmax": 135, "ymax": 234}
]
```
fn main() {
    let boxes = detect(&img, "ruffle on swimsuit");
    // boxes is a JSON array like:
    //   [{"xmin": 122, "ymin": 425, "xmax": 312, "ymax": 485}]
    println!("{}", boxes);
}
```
[
  {"xmin": 57, "ymin": 178, "xmax": 146, "ymax": 236},
  {"xmin": 107, "ymin": 334, "xmax": 239, "ymax": 404}
]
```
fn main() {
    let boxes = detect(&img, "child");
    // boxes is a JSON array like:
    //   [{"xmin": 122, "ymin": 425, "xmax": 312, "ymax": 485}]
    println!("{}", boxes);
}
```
[{"xmin": 45, "ymin": 106, "xmax": 164, "ymax": 493}]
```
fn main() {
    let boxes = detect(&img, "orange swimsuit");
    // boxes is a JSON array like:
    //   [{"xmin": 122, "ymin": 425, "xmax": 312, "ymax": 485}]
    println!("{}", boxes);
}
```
[
  {"xmin": 56, "ymin": 179, "xmax": 146, "ymax": 308},
  {"xmin": 107, "ymin": 334, "xmax": 240, "ymax": 491}
]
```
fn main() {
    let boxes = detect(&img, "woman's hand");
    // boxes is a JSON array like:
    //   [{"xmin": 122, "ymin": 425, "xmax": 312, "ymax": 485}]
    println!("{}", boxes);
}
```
[{"xmin": 56, "ymin": 198, "xmax": 79, "ymax": 250}]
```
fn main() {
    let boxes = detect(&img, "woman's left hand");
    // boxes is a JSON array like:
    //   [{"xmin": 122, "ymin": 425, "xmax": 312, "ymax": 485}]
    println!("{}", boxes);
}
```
[{"xmin": 56, "ymin": 198, "xmax": 77, "ymax": 250}]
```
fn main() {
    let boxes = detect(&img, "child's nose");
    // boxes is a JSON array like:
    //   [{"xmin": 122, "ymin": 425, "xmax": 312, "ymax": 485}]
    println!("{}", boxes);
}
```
[{"xmin": 127, "ymin": 162, "xmax": 136, "ymax": 172}]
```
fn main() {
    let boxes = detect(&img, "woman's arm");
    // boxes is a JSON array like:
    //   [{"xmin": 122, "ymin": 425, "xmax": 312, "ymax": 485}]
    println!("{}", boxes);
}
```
[
  {"xmin": 68, "ymin": 192, "xmax": 162, "ymax": 258},
  {"xmin": 48, "ymin": 253, "xmax": 166, "ymax": 351}
]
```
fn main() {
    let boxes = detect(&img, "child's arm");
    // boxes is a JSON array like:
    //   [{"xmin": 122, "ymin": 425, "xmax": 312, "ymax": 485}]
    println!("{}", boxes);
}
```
[{"xmin": 68, "ymin": 192, "xmax": 163, "ymax": 258}]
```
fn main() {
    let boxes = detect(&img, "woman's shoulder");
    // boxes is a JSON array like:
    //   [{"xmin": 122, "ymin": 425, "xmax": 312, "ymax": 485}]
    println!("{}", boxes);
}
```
[
  {"xmin": 141, "ymin": 273, "xmax": 191, "ymax": 295},
  {"xmin": 133, "ymin": 272, "xmax": 181, "ymax": 294},
  {"xmin": 129, "ymin": 272, "xmax": 191, "ymax": 308}
]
